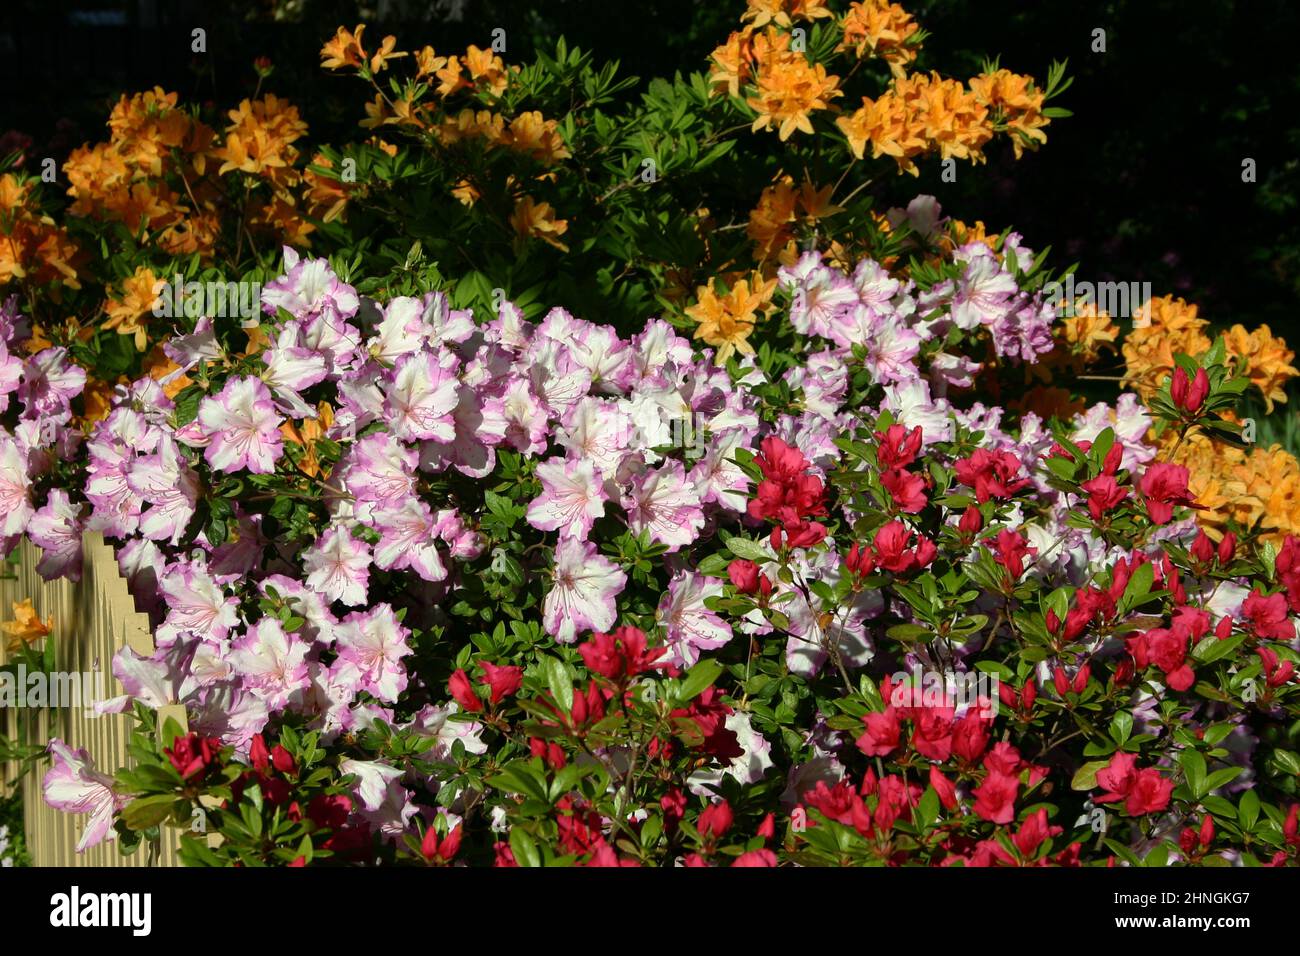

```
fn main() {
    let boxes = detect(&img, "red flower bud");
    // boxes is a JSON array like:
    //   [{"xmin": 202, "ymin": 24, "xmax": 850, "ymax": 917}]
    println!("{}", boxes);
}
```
[
  {"xmin": 1217, "ymin": 531, "xmax": 1236, "ymax": 565},
  {"xmin": 728, "ymin": 558, "xmax": 761, "ymax": 593},
  {"xmin": 448, "ymin": 669, "xmax": 483, "ymax": 712}
]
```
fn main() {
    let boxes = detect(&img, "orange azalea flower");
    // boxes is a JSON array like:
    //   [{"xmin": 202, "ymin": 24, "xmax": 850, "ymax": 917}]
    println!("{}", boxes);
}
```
[
  {"xmin": 451, "ymin": 179, "xmax": 481, "ymax": 206},
  {"xmin": 217, "ymin": 94, "xmax": 308, "ymax": 186},
  {"xmin": 511, "ymin": 196, "xmax": 569, "ymax": 251},
  {"xmin": 838, "ymin": 0, "xmax": 920, "ymax": 77},
  {"xmin": 3, "ymin": 598, "xmax": 53, "ymax": 653},
  {"xmin": 839, "ymin": 73, "xmax": 993, "ymax": 174},
  {"xmin": 1222, "ymin": 323, "xmax": 1297, "ymax": 413},
  {"xmin": 748, "ymin": 34, "xmax": 841, "ymax": 140},
  {"xmin": 103, "ymin": 266, "xmax": 163, "ymax": 351},
  {"xmin": 709, "ymin": 32, "xmax": 754, "ymax": 98},
  {"xmin": 321, "ymin": 25, "xmax": 367, "ymax": 70},
  {"xmin": 748, "ymin": 175, "xmax": 800, "ymax": 262},
  {"xmin": 686, "ymin": 273, "xmax": 777, "ymax": 363},
  {"xmin": 1121, "ymin": 295, "xmax": 1212, "ymax": 400},
  {"xmin": 463, "ymin": 45, "xmax": 510, "ymax": 97},
  {"xmin": 303, "ymin": 154, "xmax": 352, "ymax": 224},
  {"xmin": 142, "ymin": 344, "xmax": 194, "ymax": 399},
  {"xmin": 970, "ymin": 69, "xmax": 1050, "ymax": 158},
  {"xmin": 502, "ymin": 112, "xmax": 571, "ymax": 165},
  {"xmin": 79, "ymin": 375, "xmax": 120, "ymax": 423},
  {"xmin": 742, "ymin": 0, "xmax": 834, "ymax": 29},
  {"xmin": 1055, "ymin": 302, "xmax": 1120, "ymax": 368},
  {"xmin": 436, "ymin": 109, "xmax": 506, "ymax": 147},
  {"xmin": 282, "ymin": 402, "xmax": 335, "ymax": 479},
  {"xmin": 414, "ymin": 46, "xmax": 449, "ymax": 79},
  {"xmin": 368, "ymin": 34, "xmax": 406, "ymax": 73},
  {"xmin": 797, "ymin": 178, "xmax": 843, "ymax": 221}
]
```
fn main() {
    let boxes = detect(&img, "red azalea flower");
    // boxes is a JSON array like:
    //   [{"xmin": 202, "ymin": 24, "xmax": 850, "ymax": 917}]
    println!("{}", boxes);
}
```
[
  {"xmin": 973, "ymin": 771, "xmax": 1019, "ymax": 824},
  {"xmin": 165, "ymin": 732, "xmax": 219, "ymax": 781},
  {"xmin": 479, "ymin": 661, "xmax": 524, "ymax": 703},
  {"xmin": 882, "ymin": 467, "xmax": 928, "ymax": 513},
  {"xmin": 988, "ymin": 528, "xmax": 1036, "ymax": 581},
  {"xmin": 1242, "ymin": 589, "xmax": 1294, "ymax": 640},
  {"xmin": 953, "ymin": 448, "xmax": 1031, "ymax": 502},
  {"xmin": 579, "ymin": 626, "xmax": 666, "ymax": 680},
  {"xmin": 856, "ymin": 706, "xmax": 901, "ymax": 757},
  {"xmin": 1138, "ymin": 462, "xmax": 1196, "ymax": 524},
  {"xmin": 1170, "ymin": 366, "xmax": 1209, "ymax": 414},
  {"xmin": 875, "ymin": 423, "xmax": 923, "ymax": 469},
  {"xmin": 698, "ymin": 800, "xmax": 733, "ymax": 839},
  {"xmin": 1081, "ymin": 473, "xmax": 1127, "ymax": 521},
  {"xmin": 448, "ymin": 668, "xmax": 483, "ymax": 712}
]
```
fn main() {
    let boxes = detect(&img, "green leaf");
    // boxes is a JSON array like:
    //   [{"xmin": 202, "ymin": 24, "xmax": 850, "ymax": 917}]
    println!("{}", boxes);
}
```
[
  {"xmin": 1179, "ymin": 750, "xmax": 1207, "ymax": 798},
  {"xmin": 1202, "ymin": 767, "xmax": 1244, "ymax": 794},
  {"xmin": 1071, "ymin": 760, "xmax": 1110, "ymax": 791},
  {"xmin": 677, "ymin": 658, "xmax": 725, "ymax": 703},
  {"xmin": 509, "ymin": 827, "xmax": 541, "ymax": 868},
  {"xmin": 1108, "ymin": 712, "xmax": 1133, "ymax": 745},
  {"xmin": 122, "ymin": 794, "xmax": 179, "ymax": 831},
  {"xmin": 1238, "ymin": 789, "xmax": 1260, "ymax": 832},
  {"xmin": 725, "ymin": 537, "xmax": 771, "ymax": 562},
  {"xmin": 545, "ymin": 657, "xmax": 573, "ymax": 714}
]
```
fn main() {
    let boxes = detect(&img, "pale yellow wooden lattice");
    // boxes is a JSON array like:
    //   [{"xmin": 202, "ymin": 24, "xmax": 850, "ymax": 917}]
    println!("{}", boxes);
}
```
[{"xmin": 1, "ymin": 532, "xmax": 186, "ymax": 867}]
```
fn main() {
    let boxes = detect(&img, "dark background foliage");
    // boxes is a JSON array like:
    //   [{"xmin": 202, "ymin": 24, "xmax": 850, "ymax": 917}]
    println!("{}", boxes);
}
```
[{"xmin": 2, "ymin": 0, "xmax": 1297, "ymax": 334}]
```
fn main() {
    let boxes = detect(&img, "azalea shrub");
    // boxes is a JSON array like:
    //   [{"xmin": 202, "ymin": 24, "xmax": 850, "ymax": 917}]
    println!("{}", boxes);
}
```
[
  {"xmin": 1, "ymin": 185, "xmax": 1299, "ymax": 867},
  {"xmin": 2, "ymin": 0, "xmax": 1300, "ymax": 869}
]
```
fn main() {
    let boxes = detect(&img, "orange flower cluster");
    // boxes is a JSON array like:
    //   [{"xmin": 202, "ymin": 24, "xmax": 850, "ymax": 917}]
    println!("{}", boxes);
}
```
[
  {"xmin": 838, "ymin": 0, "xmax": 921, "ymax": 77},
  {"xmin": 64, "ymin": 88, "xmax": 221, "ymax": 258},
  {"xmin": 740, "ymin": 0, "xmax": 834, "ymax": 30},
  {"xmin": 710, "ymin": 28, "xmax": 842, "ymax": 140},
  {"xmin": 686, "ymin": 272, "xmax": 779, "ymax": 363},
  {"xmin": 969, "ymin": 69, "xmax": 1050, "ymax": 159},
  {"xmin": 1118, "ymin": 295, "xmax": 1299, "ymax": 541},
  {"xmin": 217, "ymin": 94, "xmax": 316, "ymax": 247},
  {"xmin": 748, "ymin": 32, "xmax": 843, "ymax": 140},
  {"xmin": 323, "ymin": 26, "xmax": 568, "ymax": 222},
  {"xmin": 511, "ymin": 197, "xmax": 569, "ymax": 252},
  {"xmin": 1161, "ymin": 429, "xmax": 1300, "ymax": 545},
  {"xmin": 323, "ymin": 27, "xmax": 514, "ymax": 108},
  {"xmin": 838, "ymin": 72, "xmax": 993, "ymax": 175},
  {"xmin": 0, "ymin": 174, "xmax": 83, "ymax": 290},
  {"xmin": 1222, "ymin": 323, "xmax": 1297, "ymax": 413},
  {"xmin": 433, "ymin": 109, "xmax": 570, "ymax": 166},
  {"xmin": 102, "ymin": 266, "xmax": 163, "ymax": 351},
  {"xmin": 1121, "ymin": 295, "xmax": 1214, "ymax": 400},
  {"xmin": 61, "ymin": 87, "xmax": 319, "ymax": 262},
  {"xmin": 747, "ymin": 174, "xmax": 843, "ymax": 264}
]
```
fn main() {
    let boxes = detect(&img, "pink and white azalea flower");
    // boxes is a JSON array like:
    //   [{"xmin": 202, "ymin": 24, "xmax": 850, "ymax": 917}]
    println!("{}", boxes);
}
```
[
  {"xmin": 303, "ymin": 526, "xmax": 372, "ymax": 606},
  {"xmin": 526, "ymin": 458, "xmax": 608, "ymax": 540},
  {"xmin": 197, "ymin": 376, "xmax": 284, "ymax": 474},
  {"xmin": 543, "ymin": 537, "xmax": 626, "ymax": 643},
  {"xmin": 657, "ymin": 571, "xmax": 731, "ymax": 667},
  {"xmin": 387, "ymin": 350, "xmax": 460, "ymax": 443},
  {"xmin": 42, "ymin": 740, "xmax": 127, "ymax": 852},
  {"xmin": 624, "ymin": 460, "xmax": 705, "ymax": 551},
  {"xmin": 229, "ymin": 618, "xmax": 312, "ymax": 711},
  {"xmin": 334, "ymin": 604, "xmax": 412, "ymax": 703}
]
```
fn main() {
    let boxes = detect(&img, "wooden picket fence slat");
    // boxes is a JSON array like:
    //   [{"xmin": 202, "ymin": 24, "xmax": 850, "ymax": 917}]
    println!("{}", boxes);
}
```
[{"xmin": 2, "ymin": 532, "xmax": 186, "ymax": 867}]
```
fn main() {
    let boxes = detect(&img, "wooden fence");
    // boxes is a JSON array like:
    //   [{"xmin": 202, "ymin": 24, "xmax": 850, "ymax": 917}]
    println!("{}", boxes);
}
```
[{"xmin": 1, "ymin": 532, "xmax": 186, "ymax": 867}]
